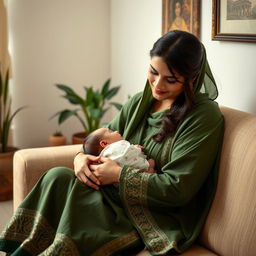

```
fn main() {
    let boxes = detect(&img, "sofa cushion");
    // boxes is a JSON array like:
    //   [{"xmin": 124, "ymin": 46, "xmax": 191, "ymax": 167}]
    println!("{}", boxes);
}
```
[
  {"xmin": 180, "ymin": 244, "xmax": 218, "ymax": 255},
  {"xmin": 199, "ymin": 106, "xmax": 256, "ymax": 256},
  {"xmin": 133, "ymin": 245, "xmax": 218, "ymax": 256}
]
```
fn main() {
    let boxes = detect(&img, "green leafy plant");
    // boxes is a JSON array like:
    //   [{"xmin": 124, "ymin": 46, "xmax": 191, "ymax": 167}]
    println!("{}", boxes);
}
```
[
  {"xmin": 0, "ymin": 68, "xmax": 26, "ymax": 153},
  {"xmin": 51, "ymin": 78, "xmax": 122, "ymax": 134}
]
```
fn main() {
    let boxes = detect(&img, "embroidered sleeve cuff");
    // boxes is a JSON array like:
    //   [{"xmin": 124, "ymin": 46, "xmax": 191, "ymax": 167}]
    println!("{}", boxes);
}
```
[{"xmin": 119, "ymin": 165, "xmax": 129, "ymax": 185}]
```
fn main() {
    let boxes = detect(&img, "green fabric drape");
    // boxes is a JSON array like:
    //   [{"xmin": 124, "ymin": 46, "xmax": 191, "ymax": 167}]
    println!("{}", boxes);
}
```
[{"xmin": 0, "ymin": 168, "xmax": 144, "ymax": 255}]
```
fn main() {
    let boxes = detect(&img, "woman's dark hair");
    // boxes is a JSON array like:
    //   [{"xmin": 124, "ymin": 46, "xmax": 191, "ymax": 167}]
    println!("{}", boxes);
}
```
[{"xmin": 150, "ymin": 30, "xmax": 203, "ymax": 142}]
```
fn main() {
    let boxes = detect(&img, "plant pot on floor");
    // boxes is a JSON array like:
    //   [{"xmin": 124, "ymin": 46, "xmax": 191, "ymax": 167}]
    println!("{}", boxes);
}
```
[
  {"xmin": 0, "ymin": 147, "xmax": 18, "ymax": 201},
  {"xmin": 72, "ymin": 132, "xmax": 87, "ymax": 144},
  {"xmin": 0, "ymin": 68, "xmax": 25, "ymax": 201}
]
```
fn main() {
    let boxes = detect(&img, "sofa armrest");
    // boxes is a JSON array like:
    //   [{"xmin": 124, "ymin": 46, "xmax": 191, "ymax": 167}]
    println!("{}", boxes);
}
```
[{"xmin": 13, "ymin": 144, "xmax": 82, "ymax": 211}]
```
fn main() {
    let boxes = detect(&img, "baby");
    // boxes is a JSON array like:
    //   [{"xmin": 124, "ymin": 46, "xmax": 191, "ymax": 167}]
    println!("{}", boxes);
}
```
[{"xmin": 83, "ymin": 128, "xmax": 155, "ymax": 173}]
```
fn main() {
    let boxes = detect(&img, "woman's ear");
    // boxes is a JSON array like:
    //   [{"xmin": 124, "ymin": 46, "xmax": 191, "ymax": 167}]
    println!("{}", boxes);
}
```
[{"xmin": 99, "ymin": 140, "xmax": 108, "ymax": 148}]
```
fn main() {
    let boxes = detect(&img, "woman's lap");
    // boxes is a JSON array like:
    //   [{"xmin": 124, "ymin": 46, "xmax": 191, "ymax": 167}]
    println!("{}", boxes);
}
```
[{"xmin": 0, "ymin": 167, "xmax": 142, "ymax": 255}]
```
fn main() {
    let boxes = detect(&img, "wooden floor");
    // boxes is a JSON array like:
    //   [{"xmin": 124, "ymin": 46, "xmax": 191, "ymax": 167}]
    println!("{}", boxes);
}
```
[{"xmin": 0, "ymin": 200, "xmax": 13, "ymax": 256}]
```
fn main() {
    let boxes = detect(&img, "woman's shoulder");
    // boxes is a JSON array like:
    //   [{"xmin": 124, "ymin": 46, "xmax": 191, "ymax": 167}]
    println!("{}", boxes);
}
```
[
  {"xmin": 173, "ymin": 96, "xmax": 224, "ymax": 143},
  {"xmin": 183, "ymin": 94, "xmax": 224, "ymax": 128},
  {"xmin": 193, "ymin": 94, "xmax": 222, "ymax": 120}
]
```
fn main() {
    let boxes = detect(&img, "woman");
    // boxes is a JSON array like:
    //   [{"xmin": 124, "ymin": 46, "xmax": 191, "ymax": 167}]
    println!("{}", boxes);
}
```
[
  {"xmin": 169, "ymin": 0, "xmax": 189, "ymax": 32},
  {"xmin": 0, "ymin": 31, "xmax": 224, "ymax": 255}
]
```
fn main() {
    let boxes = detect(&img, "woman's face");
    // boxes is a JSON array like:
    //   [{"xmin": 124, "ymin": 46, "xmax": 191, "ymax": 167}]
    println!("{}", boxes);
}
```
[
  {"xmin": 147, "ymin": 56, "xmax": 184, "ymax": 105},
  {"xmin": 175, "ymin": 2, "xmax": 181, "ymax": 17}
]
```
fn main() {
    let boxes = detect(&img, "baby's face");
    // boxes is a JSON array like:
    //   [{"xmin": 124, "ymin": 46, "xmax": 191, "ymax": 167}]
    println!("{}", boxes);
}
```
[{"xmin": 96, "ymin": 128, "xmax": 123, "ymax": 144}]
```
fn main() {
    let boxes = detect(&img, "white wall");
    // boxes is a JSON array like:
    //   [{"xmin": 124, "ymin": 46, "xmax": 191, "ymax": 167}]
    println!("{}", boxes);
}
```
[
  {"xmin": 111, "ymin": 0, "xmax": 256, "ymax": 114},
  {"xmin": 110, "ymin": 0, "xmax": 162, "ymax": 102},
  {"xmin": 201, "ymin": 1, "xmax": 256, "ymax": 113},
  {"xmin": 8, "ymin": 0, "xmax": 110, "ymax": 148}
]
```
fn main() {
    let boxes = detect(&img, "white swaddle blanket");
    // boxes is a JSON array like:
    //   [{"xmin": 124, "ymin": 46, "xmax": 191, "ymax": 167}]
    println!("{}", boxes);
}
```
[{"xmin": 99, "ymin": 140, "xmax": 149, "ymax": 170}]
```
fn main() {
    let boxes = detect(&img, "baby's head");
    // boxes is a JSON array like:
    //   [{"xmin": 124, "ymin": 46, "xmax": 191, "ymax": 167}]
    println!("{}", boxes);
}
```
[{"xmin": 83, "ymin": 128, "xmax": 123, "ymax": 155}]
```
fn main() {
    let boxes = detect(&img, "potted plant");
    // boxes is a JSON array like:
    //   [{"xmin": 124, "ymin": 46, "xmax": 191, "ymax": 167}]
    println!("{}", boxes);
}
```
[
  {"xmin": 0, "ymin": 68, "xmax": 25, "ymax": 201},
  {"xmin": 50, "ymin": 78, "xmax": 122, "ymax": 144},
  {"xmin": 48, "ymin": 130, "xmax": 66, "ymax": 146}
]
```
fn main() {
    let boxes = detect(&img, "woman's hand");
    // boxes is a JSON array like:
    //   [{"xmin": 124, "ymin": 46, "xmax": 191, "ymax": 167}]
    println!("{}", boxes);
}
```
[
  {"xmin": 135, "ymin": 144, "xmax": 145, "ymax": 151},
  {"xmin": 89, "ymin": 157, "xmax": 122, "ymax": 185},
  {"xmin": 73, "ymin": 152, "xmax": 101, "ymax": 190},
  {"xmin": 147, "ymin": 159, "xmax": 156, "ymax": 174}
]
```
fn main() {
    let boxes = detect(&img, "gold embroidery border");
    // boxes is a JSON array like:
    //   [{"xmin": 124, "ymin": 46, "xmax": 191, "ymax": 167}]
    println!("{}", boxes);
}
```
[
  {"xmin": 121, "ymin": 168, "xmax": 179, "ymax": 254},
  {"xmin": 91, "ymin": 231, "xmax": 140, "ymax": 256},
  {"xmin": 0, "ymin": 208, "xmax": 55, "ymax": 255},
  {"xmin": 39, "ymin": 233, "xmax": 80, "ymax": 256},
  {"xmin": 0, "ymin": 208, "xmax": 79, "ymax": 255}
]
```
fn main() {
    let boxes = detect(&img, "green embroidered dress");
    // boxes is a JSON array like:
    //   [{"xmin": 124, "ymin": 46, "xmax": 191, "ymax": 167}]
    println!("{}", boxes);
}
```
[{"xmin": 0, "ymin": 49, "xmax": 224, "ymax": 255}]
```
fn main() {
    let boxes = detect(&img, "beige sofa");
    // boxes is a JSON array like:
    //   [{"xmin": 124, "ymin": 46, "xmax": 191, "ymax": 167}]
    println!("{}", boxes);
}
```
[{"xmin": 13, "ymin": 106, "xmax": 256, "ymax": 256}]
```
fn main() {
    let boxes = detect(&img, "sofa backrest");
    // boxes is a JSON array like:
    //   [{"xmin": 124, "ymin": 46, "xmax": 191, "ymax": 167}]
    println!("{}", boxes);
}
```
[{"xmin": 199, "ymin": 106, "xmax": 256, "ymax": 256}]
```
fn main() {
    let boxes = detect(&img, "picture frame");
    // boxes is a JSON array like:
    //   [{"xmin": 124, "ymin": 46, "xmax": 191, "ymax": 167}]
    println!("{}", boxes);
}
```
[
  {"xmin": 212, "ymin": 0, "xmax": 256, "ymax": 42},
  {"xmin": 162, "ymin": 0, "xmax": 201, "ymax": 38}
]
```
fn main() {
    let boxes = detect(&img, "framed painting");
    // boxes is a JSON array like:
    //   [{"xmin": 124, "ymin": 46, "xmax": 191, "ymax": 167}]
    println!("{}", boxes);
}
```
[
  {"xmin": 212, "ymin": 0, "xmax": 256, "ymax": 42},
  {"xmin": 162, "ymin": 0, "xmax": 201, "ymax": 38}
]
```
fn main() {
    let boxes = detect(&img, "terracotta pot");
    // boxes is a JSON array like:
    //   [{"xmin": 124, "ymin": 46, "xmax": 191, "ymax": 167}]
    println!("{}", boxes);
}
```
[
  {"xmin": 49, "ymin": 135, "xmax": 66, "ymax": 146},
  {"xmin": 72, "ymin": 132, "xmax": 87, "ymax": 144},
  {"xmin": 0, "ymin": 146, "xmax": 18, "ymax": 201}
]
